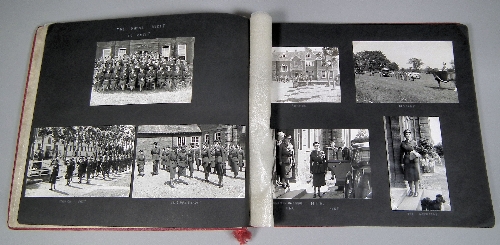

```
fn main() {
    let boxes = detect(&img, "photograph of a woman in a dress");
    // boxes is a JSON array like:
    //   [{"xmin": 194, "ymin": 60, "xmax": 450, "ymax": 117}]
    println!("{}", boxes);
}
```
[
  {"xmin": 401, "ymin": 129, "xmax": 422, "ymax": 197},
  {"xmin": 310, "ymin": 142, "xmax": 327, "ymax": 198}
]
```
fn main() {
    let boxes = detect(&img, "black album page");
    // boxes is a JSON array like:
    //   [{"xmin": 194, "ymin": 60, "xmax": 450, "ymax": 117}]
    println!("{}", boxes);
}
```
[
  {"xmin": 16, "ymin": 13, "xmax": 250, "ymax": 228},
  {"xmin": 270, "ymin": 23, "xmax": 494, "ymax": 227}
]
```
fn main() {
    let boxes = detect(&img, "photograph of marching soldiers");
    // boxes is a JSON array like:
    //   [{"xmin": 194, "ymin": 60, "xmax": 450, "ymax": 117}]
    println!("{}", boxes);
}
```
[
  {"xmin": 273, "ymin": 128, "xmax": 371, "ymax": 199},
  {"xmin": 24, "ymin": 125, "xmax": 135, "ymax": 197},
  {"xmin": 353, "ymin": 41, "xmax": 458, "ymax": 103},
  {"xmin": 90, "ymin": 37, "xmax": 194, "ymax": 106},
  {"xmin": 271, "ymin": 47, "xmax": 340, "ymax": 103},
  {"xmin": 132, "ymin": 124, "xmax": 246, "ymax": 198},
  {"xmin": 385, "ymin": 116, "xmax": 451, "ymax": 211}
]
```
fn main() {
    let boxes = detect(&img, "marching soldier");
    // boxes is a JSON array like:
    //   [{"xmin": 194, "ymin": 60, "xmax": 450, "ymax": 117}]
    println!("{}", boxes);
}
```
[
  {"xmin": 212, "ymin": 140, "xmax": 226, "ymax": 187},
  {"xmin": 65, "ymin": 158, "xmax": 75, "ymax": 186},
  {"xmin": 229, "ymin": 145, "xmax": 239, "ymax": 178},
  {"xmin": 167, "ymin": 146, "xmax": 178, "ymax": 185},
  {"xmin": 161, "ymin": 147, "xmax": 168, "ymax": 171},
  {"xmin": 77, "ymin": 157, "xmax": 86, "ymax": 184},
  {"xmin": 187, "ymin": 145, "xmax": 195, "ymax": 178},
  {"xmin": 201, "ymin": 143, "xmax": 211, "ymax": 182},
  {"xmin": 136, "ymin": 150, "xmax": 145, "ymax": 177},
  {"xmin": 85, "ymin": 156, "xmax": 93, "ymax": 184},
  {"xmin": 237, "ymin": 145, "xmax": 245, "ymax": 172},
  {"xmin": 177, "ymin": 145, "xmax": 188, "ymax": 182},
  {"xmin": 151, "ymin": 142, "xmax": 160, "ymax": 175}
]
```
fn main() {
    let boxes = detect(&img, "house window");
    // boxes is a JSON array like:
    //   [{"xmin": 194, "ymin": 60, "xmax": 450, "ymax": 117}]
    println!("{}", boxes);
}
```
[
  {"xmin": 280, "ymin": 65, "xmax": 288, "ymax": 72},
  {"xmin": 321, "ymin": 71, "xmax": 327, "ymax": 78},
  {"xmin": 214, "ymin": 132, "xmax": 221, "ymax": 142},
  {"xmin": 305, "ymin": 61, "xmax": 314, "ymax": 67},
  {"xmin": 204, "ymin": 134, "xmax": 210, "ymax": 143},
  {"xmin": 306, "ymin": 53, "xmax": 311, "ymax": 58},
  {"xmin": 177, "ymin": 44, "xmax": 186, "ymax": 60},
  {"xmin": 118, "ymin": 48, "xmax": 127, "ymax": 57},
  {"xmin": 48, "ymin": 138, "xmax": 52, "ymax": 144},
  {"xmin": 191, "ymin": 136, "xmax": 200, "ymax": 147},
  {"xmin": 102, "ymin": 49, "xmax": 112, "ymax": 59},
  {"xmin": 162, "ymin": 45, "xmax": 170, "ymax": 58},
  {"xmin": 178, "ymin": 136, "xmax": 186, "ymax": 146}
]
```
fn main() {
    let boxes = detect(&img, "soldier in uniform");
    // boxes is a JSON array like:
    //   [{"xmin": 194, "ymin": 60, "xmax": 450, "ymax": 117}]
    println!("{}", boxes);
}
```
[
  {"xmin": 167, "ymin": 146, "xmax": 178, "ymax": 185},
  {"xmin": 201, "ymin": 143, "xmax": 211, "ymax": 182},
  {"xmin": 49, "ymin": 157, "xmax": 60, "ymax": 191},
  {"xmin": 85, "ymin": 156, "xmax": 93, "ymax": 184},
  {"xmin": 237, "ymin": 145, "xmax": 245, "ymax": 172},
  {"xmin": 128, "ymin": 68, "xmax": 137, "ymax": 91},
  {"xmin": 77, "ymin": 157, "xmax": 86, "ymax": 184},
  {"xmin": 229, "ymin": 145, "xmax": 239, "ymax": 178},
  {"xmin": 279, "ymin": 135, "xmax": 294, "ymax": 189},
  {"xmin": 186, "ymin": 145, "xmax": 195, "ymax": 178},
  {"xmin": 177, "ymin": 145, "xmax": 188, "ymax": 182},
  {"xmin": 146, "ymin": 65, "xmax": 157, "ymax": 90},
  {"xmin": 161, "ymin": 147, "xmax": 169, "ymax": 171},
  {"xmin": 102, "ymin": 153, "xmax": 110, "ymax": 179},
  {"xmin": 136, "ymin": 150, "xmax": 145, "ymax": 177},
  {"xmin": 118, "ymin": 67, "xmax": 128, "ymax": 90},
  {"xmin": 182, "ymin": 64, "xmax": 193, "ymax": 87},
  {"xmin": 157, "ymin": 65, "xmax": 167, "ymax": 89},
  {"xmin": 137, "ymin": 68, "xmax": 146, "ymax": 91},
  {"xmin": 151, "ymin": 142, "xmax": 160, "ymax": 175},
  {"xmin": 211, "ymin": 140, "xmax": 226, "ymax": 187},
  {"xmin": 103, "ymin": 69, "xmax": 112, "ymax": 91},
  {"xmin": 65, "ymin": 158, "xmax": 75, "ymax": 186}
]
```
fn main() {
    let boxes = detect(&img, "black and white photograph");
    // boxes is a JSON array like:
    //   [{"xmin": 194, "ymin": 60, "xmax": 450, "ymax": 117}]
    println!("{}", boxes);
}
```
[
  {"xmin": 273, "ymin": 129, "xmax": 371, "ymax": 199},
  {"xmin": 272, "ymin": 47, "xmax": 340, "ymax": 103},
  {"xmin": 385, "ymin": 116, "xmax": 451, "ymax": 211},
  {"xmin": 354, "ymin": 41, "xmax": 458, "ymax": 103},
  {"xmin": 90, "ymin": 37, "xmax": 194, "ymax": 106},
  {"xmin": 132, "ymin": 124, "xmax": 246, "ymax": 198},
  {"xmin": 24, "ymin": 125, "xmax": 135, "ymax": 197}
]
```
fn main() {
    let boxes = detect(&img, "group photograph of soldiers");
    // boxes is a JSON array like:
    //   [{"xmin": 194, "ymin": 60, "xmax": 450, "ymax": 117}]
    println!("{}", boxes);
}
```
[
  {"xmin": 271, "ymin": 47, "xmax": 341, "ymax": 103},
  {"xmin": 132, "ymin": 125, "xmax": 246, "ymax": 199},
  {"xmin": 353, "ymin": 41, "xmax": 458, "ymax": 103},
  {"xmin": 273, "ymin": 129, "xmax": 372, "ymax": 199},
  {"xmin": 90, "ymin": 37, "xmax": 195, "ymax": 106},
  {"xmin": 24, "ymin": 125, "xmax": 135, "ymax": 197}
]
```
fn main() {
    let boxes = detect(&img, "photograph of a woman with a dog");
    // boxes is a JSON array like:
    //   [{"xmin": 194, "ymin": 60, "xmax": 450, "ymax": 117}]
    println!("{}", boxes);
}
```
[{"xmin": 385, "ymin": 116, "xmax": 451, "ymax": 211}]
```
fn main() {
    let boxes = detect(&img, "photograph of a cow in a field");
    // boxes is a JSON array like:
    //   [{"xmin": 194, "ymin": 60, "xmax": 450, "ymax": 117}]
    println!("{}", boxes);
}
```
[
  {"xmin": 353, "ymin": 41, "xmax": 458, "ymax": 103},
  {"xmin": 433, "ymin": 70, "xmax": 456, "ymax": 91}
]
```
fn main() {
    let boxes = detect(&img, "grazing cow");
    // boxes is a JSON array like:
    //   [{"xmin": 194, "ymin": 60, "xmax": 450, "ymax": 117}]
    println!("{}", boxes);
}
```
[{"xmin": 433, "ymin": 70, "xmax": 456, "ymax": 90}]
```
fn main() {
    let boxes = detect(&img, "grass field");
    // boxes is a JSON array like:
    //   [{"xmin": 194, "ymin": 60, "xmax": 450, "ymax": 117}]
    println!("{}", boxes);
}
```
[{"xmin": 355, "ymin": 73, "xmax": 459, "ymax": 103}]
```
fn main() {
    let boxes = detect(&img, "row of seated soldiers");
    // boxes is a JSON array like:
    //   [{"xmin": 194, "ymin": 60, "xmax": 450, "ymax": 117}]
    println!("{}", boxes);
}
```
[
  {"xmin": 137, "ymin": 141, "xmax": 245, "ymax": 188},
  {"xmin": 63, "ymin": 152, "xmax": 133, "ymax": 185},
  {"xmin": 93, "ymin": 52, "xmax": 193, "ymax": 92}
]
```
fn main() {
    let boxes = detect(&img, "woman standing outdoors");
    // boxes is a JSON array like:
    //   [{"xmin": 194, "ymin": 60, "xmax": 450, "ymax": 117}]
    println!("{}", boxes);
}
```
[
  {"xmin": 401, "ymin": 129, "xmax": 422, "ymax": 197},
  {"xmin": 310, "ymin": 142, "xmax": 327, "ymax": 198},
  {"xmin": 49, "ymin": 157, "xmax": 60, "ymax": 191}
]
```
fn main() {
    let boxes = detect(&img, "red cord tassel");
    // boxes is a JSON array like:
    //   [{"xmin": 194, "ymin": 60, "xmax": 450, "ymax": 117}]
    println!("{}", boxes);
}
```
[{"xmin": 232, "ymin": 227, "xmax": 252, "ymax": 245}]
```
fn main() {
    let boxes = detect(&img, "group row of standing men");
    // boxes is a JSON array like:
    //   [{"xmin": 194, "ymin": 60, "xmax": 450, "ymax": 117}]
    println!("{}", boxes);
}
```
[
  {"xmin": 47, "ymin": 152, "xmax": 133, "ymax": 191},
  {"xmin": 136, "ymin": 141, "xmax": 245, "ymax": 188},
  {"xmin": 93, "ymin": 51, "xmax": 192, "ymax": 92}
]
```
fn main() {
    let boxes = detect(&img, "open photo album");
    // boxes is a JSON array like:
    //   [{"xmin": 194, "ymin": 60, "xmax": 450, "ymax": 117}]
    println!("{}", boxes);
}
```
[{"xmin": 8, "ymin": 12, "xmax": 494, "ymax": 229}]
